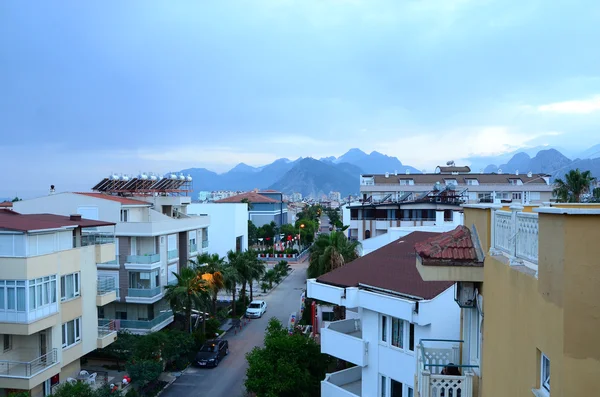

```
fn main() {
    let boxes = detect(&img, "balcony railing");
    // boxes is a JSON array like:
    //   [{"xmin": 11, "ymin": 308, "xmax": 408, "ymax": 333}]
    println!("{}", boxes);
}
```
[
  {"xmin": 321, "ymin": 366, "xmax": 362, "ymax": 397},
  {"xmin": 97, "ymin": 278, "xmax": 116, "ymax": 295},
  {"xmin": 126, "ymin": 253, "xmax": 160, "ymax": 264},
  {"xmin": 189, "ymin": 243, "xmax": 198, "ymax": 253},
  {"xmin": 127, "ymin": 286, "xmax": 162, "ymax": 298},
  {"xmin": 492, "ymin": 207, "xmax": 539, "ymax": 265},
  {"xmin": 167, "ymin": 249, "xmax": 178, "ymax": 260},
  {"xmin": 416, "ymin": 339, "xmax": 478, "ymax": 397},
  {"xmin": 100, "ymin": 310, "xmax": 173, "ymax": 330},
  {"xmin": 98, "ymin": 320, "xmax": 117, "ymax": 337},
  {"xmin": 0, "ymin": 348, "xmax": 58, "ymax": 378},
  {"xmin": 320, "ymin": 319, "xmax": 368, "ymax": 367},
  {"xmin": 201, "ymin": 240, "xmax": 209, "ymax": 249},
  {"xmin": 79, "ymin": 233, "xmax": 115, "ymax": 247}
]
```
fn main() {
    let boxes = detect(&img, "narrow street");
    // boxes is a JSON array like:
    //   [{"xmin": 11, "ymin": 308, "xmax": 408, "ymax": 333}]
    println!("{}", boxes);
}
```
[{"xmin": 160, "ymin": 260, "xmax": 308, "ymax": 397}]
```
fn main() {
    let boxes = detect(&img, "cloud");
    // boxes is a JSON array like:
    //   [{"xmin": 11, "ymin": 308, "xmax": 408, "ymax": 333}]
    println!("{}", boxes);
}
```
[{"xmin": 537, "ymin": 96, "xmax": 600, "ymax": 114}]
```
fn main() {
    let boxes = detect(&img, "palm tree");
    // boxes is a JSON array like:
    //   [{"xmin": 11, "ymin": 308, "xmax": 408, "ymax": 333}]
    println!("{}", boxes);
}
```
[
  {"xmin": 553, "ymin": 169, "xmax": 596, "ymax": 203},
  {"xmin": 221, "ymin": 262, "xmax": 241, "ymax": 317},
  {"xmin": 164, "ymin": 267, "xmax": 210, "ymax": 334},
  {"xmin": 227, "ymin": 250, "xmax": 248, "ymax": 308},
  {"xmin": 191, "ymin": 253, "xmax": 226, "ymax": 314},
  {"xmin": 262, "ymin": 269, "xmax": 278, "ymax": 289},
  {"xmin": 245, "ymin": 250, "xmax": 266, "ymax": 301},
  {"xmin": 308, "ymin": 231, "xmax": 361, "ymax": 279},
  {"xmin": 274, "ymin": 260, "xmax": 291, "ymax": 277}
]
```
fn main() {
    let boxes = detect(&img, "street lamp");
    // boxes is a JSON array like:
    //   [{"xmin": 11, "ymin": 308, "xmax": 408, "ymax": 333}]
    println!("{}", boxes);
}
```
[{"xmin": 299, "ymin": 223, "xmax": 305, "ymax": 250}]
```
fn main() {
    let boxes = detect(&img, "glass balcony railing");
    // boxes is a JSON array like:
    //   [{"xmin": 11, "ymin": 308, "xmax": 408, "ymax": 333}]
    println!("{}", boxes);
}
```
[
  {"xmin": 126, "ymin": 253, "xmax": 160, "ymax": 264},
  {"xmin": 127, "ymin": 286, "xmax": 162, "ymax": 298},
  {"xmin": 78, "ymin": 234, "xmax": 115, "ymax": 247},
  {"xmin": 167, "ymin": 249, "xmax": 178, "ymax": 260},
  {"xmin": 189, "ymin": 243, "xmax": 198, "ymax": 253},
  {"xmin": 97, "ymin": 278, "xmax": 116, "ymax": 295},
  {"xmin": 99, "ymin": 310, "xmax": 173, "ymax": 330},
  {"xmin": 201, "ymin": 240, "xmax": 209, "ymax": 249}
]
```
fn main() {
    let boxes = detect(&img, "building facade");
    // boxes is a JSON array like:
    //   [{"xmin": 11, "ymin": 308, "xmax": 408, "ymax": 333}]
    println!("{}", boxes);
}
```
[
  {"xmin": 14, "ymin": 191, "xmax": 210, "ymax": 334},
  {"xmin": 0, "ymin": 211, "xmax": 118, "ymax": 396},
  {"xmin": 307, "ymin": 232, "xmax": 461, "ymax": 397},
  {"xmin": 215, "ymin": 191, "xmax": 288, "ymax": 227},
  {"xmin": 414, "ymin": 202, "xmax": 600, "ymax": 397}
]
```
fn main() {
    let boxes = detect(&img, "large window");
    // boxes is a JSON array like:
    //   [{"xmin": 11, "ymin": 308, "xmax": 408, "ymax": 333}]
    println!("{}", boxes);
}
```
[
  {"xmin": 129, "ymin": 269, "xmax": 160, "ymax": 290},
  {"xmin": 0, "ymin": 281, "xmax": 26, "ymax": 311},
  {"xmin": 391, "ymin": 379, "xmax": 403, "ymax": 397},
  {"xmin": 380, "ymin": 375, "xmax": 409, "ymax": 397},
  {"xmin": 381, "ymin": 315, "xmax": 387, "ymax": 342},
  {"xmin": 62, "ymin": 317, "xmax": 81, "ymax": 349},
  {"xmin": 60, "ymin": 273, "xmax": 80, "ymax": 301},
  {"xmin": 391, "ymin": 318, "xmax": 404, "ymax": 349},
  {"xmin": 381, "ymin": 314, "xmax": 413, "ymax": 352},
  {"xmin": 31, "ymin": 276, "xmax": 57, "ymax": 309},
  {"xmin": 541, "ymin": 353, "xmax": 550, "ymax": 393},
  {"xmin": 120, "ymin": 209, "xmax": 129, "ymax": 222}
]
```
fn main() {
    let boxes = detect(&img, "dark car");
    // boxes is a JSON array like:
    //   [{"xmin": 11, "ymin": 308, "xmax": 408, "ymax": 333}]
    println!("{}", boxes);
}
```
[{"xmin": 195, "ymin": 339, "xmax": 229, "ymax": 368}]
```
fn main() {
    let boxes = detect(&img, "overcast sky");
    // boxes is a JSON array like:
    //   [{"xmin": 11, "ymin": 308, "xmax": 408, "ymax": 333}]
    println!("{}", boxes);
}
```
[{"xmin": 2, "ymin": 0, "xmax": 600, "ymax": 197}]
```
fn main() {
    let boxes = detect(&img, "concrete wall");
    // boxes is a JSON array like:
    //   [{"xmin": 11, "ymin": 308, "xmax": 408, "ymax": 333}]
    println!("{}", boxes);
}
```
[
  {"xmin": 187, "ymin": 203, "xmax": 248, "ymax": 258},
  {"xmin": 14, "ymin": 193, "xmax": 120, "ymax": 223}
]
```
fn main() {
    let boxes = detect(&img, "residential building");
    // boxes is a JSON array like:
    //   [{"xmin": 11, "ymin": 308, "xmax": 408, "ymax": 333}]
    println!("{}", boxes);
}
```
[
  {"xmin": 290, "ymin": 192, "xmax": 303, "ymax": 203},
  {"xmin": 0, "ymin": 202, "xmax": 13, "ymax": 210},
  {"xmin": 307, "ymin": 232, "xmax": 461, "ymax": 397},
  {"xmin": 329, "ymin": 191, "xmax": 342, "ymax": 202},
  {"xmin": 348, "ymin": 187, "xmax": 464, "ymax": 241},
  {"xmin": 215, "ymin": 190, "xmax": 287, "ymax": 227},
  {"xmin": 14, "ymin": 177, "xmax": 210, "ymax": 334},
  {"xmin": 0, "ymin": 210, "xmax": 118, "ymax": 396},
  {"xmin": 187, "ymin": 203, "xmax": 248, "ymax": 258},
  {"xmin": 414, "ymin": 202, "xmax": 600, "ymax": 397},
  {"xmin": 360, "ymin": 166, "xmax": 553, "ymax": 206}
]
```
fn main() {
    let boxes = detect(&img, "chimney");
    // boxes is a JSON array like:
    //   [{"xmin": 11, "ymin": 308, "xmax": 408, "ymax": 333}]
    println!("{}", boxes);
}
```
[
  {"xmin": 49, "ymin": 185, "xmax": 55, "ymax": 195},
  {"xmin": 435, "ymin": 210, "xmax": 445, "ymax": 226},
  {"xmin": 70, "ymin": 214, "xmax": 82, "ymax": 221}
]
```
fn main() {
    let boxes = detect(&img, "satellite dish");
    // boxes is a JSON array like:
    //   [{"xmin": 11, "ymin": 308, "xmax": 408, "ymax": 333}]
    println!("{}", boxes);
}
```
[{"xmin": 446, "ymin": 160, "xmax": 455, "ymax": 166}]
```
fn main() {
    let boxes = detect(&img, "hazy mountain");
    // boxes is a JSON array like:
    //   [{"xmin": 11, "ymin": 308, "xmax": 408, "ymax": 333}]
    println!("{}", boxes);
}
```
[
  {"xmin": 268, "ymin": 158, "xmax": 360, "ymax": 197},
  {"xmin": 468, "ymin": 145, "xmax": 567, "ymax": 173},
  {"xmin": 335, "ymin": 149, "xmax": 421, "ymax": 174},
  {"xmin": 578, "ymin": 144, "xmax": 600, "ymax": 160},
  {"xmin": 228, "ymin": 163, "xmax": 260, "ymax": 173},
  {"xmin": 319, "ymin": 156, "xmax": 336, "ymax": 163}
]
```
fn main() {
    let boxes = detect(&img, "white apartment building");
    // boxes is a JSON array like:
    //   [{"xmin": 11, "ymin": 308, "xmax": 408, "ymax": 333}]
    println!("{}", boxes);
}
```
[
  {"xmin": 187, "ymin": 203, "xmax": 248, "ymax": 258},
  {"xmin": 14, "ymin": 178, "xmax": 210, "ymax": 335},
  {"xmin": 0, "ymin": 210, "xmax": 118, "ymax": 396},
  {"xmin": 360, "ymin": 166, "xmax": 553, "ymax": 206},
  {"xmin": 307, "ymin": 232, "xmax": 461, "ymax": 397}
]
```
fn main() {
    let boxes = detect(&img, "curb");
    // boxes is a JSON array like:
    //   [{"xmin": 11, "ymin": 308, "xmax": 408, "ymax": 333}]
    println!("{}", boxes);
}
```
[{"xmin": 257, "ymin": 268, "xmax": 295, "ymax": 298}]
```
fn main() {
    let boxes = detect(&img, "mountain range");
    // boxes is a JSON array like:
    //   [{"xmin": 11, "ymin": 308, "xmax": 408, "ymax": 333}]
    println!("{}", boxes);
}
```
[{"xmin": 181, "ymin": 145, "xmax": 600, "ymax": 199}]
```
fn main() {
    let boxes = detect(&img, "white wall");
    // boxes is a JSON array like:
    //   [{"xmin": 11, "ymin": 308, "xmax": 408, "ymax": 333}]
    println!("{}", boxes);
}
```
[
  {"xmin": 80, "ymin": 246, "xmax": 99, "ymax": 356},
  {"xmin": 14, "ymin": 193, "xmax": 121, "ymax": 223},
  {"xmin": 360, "ymin": 224, "xmax": 459, "ymax": 256},
  {"xmin": 187, "ymin": 203, "xmax": 248, "ymax": 258}
]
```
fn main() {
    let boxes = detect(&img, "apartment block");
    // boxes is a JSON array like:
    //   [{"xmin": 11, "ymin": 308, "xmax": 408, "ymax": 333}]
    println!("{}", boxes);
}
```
[
  {"xmin": 14, "ymin": 176, "xmax": 210, "ymax": 334},
  {"xmin": 215, "ymin": 190, "xmax": 287, "ymax": 227},
  {"xmin": 307, "ymin": 232, "xmax": 461, "ymax": 397},
  {"xmin": 414, "ymin": 202, "xmax": 600, "ymax": 397},
  {"xmin": 0, "ymin": 210, "xmax": 118, "ymax": 396}
]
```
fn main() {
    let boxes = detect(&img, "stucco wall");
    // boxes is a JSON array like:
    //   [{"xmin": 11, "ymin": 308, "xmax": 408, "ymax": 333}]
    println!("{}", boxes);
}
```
[{"xmin": 464, "ymin": 207, "xmax": 491, "ymax": 252}]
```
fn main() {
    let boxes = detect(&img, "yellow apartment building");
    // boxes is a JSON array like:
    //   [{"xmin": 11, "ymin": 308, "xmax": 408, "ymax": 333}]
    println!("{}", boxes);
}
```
[
  {"xmin": 413, "ymin": 202, "xmax": 600, "ymax": 397},
  {"xmin": 0, "ymin": 210, "xmax": 118, "ymax": 396}
]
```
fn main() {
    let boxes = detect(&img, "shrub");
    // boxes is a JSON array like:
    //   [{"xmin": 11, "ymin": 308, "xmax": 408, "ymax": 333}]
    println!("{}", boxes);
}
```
[
  {"xmin": 126, "ymin": 359, "xmax": 163, "ymax": 389},
  {"xmin": 261, "ymin": 282, "xmax": 269, "ymax": 293},
  {"xmin": 204, "ymin": 318, "xmax": 221, "ymax": 338}
]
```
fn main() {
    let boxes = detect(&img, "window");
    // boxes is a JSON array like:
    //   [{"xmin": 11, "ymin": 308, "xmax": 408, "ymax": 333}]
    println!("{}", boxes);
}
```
[
  {"xmin": 62, "ymin": 317, "xmax": 81, "ymax": 348},
  {"xmin": 408, "ymin": 387, "xmax": 413, "ymax": 397},
  {"xmin": 60, "ymin": 273, "xmax": 80, "ymax": 301},
  {"xmin": 381, "ymin": 315, "xmax": 387, "ymax": 342},
  {"xmin": 120, "ymin": 209, "xmax": 129, "ymax": 222},
  {"xmin": 380, "ymin": 375, "xmax": 387, "ymax": 397},
  {"xmin": 409, "ymin": 323, "xmax": 415, "ymax": 351},
  {"xmin": 399, "ymin": 179, "xmax": 414, "ymax": 186},
  {"xmin": 465, "ymin": 178, "xmax": 479, "ymax": 185},
  {"xmin": 541, "ymin": 353, "xmax": 550, "ymax": 392},
  {"xmin": 0, "ymin": 280, "xmax": 27, "ymax": 312},
  {"xmin": 321, "ymin": 311, "xmax": 335, "ymax": 322},
  {"xmin": 391, "ymin": 318, "xmax": 403, "ymax": 349},
  {"xmin": 3, "ymin": 335, "xmax": 11, "ymax": 352},
  {"xmin": 512, "ymin": 192, "xmax": 522, "ymax": 200},
  {"xmin": 391, "ymin": 379, "xmax": 403, "ymax": 397}
]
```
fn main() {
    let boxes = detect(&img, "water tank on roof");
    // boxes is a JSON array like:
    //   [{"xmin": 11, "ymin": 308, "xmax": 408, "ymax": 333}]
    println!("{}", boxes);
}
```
[
  {"xmin": 186, "ymin": 175, "xmax": 193, "ymax": 182},
  {"xmin": 170, "ymin": 174, "xmax": 178, "ymax": 180},
  {"xmin": 140, "ymin": 173, "xmax": 148, "ymax": 180},
  {"xmin": 121, "ymin": 175, "xmax": 129, "ymax": 182},
  {"xmin": 150, "ymin": 174, "xmax": 158, "ymax": 181},
  {"xmin": 179, "ymin": 174, "xmax": 186, "ymax": 181}
]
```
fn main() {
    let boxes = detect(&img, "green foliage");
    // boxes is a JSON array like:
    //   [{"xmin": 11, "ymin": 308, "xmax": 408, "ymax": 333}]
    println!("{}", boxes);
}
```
[
  {"xmin": 126, "ymin": 359, "xmax": 163, "ymax": 388},
  {"xmin": 204, "ymin": 317, "xmax": 222, "ymax": 338},
  {"xmin": 159, "ymin": 330, "xmax": 194, "ymax": 369},
  {"xmin": 164, "ymin": 266, "xmax": 210, "ymax": 333},
  {"xmin": 133, "ymin": 332, "xmax": 165, "ymax": 360},
  {"xmin": 553, "ymin": 168, "xmax": 596, "ymax": 203},
  {"xmin": 50, "ymin": 382, "xmax": 123, "ymax": 397},
  {"xmin": 245, "ymin": 318, "xmax": 332, "ymax": 397},
  {"xmin": 261, "ymin": 281, "xmax": 269, "ymax": 293},
  {"xmin": 8, "ymin": 392, "xmax": 32, "ymax": 397},
  {"xmin": 248, "ymin": 220, "xmax": 258, "ymax": 245},
  {"xmin": 262, "ymin": 269, "xmax": 278, "ymax": 288},
  {"xmin": 257, "ymin": 222, "xmax": 277, "ymax": 246},
  {"xmin": 296, "ymin": 204, "xmax": 323, "ymax": 221},
  {"xmin": 274, "ymin": 260, "xmax": 291, "ymax": 277},
  {"xmin": 308, "ymin": 231, "xmax": 361, "ymax": 279},
  {"xmin": 11, "ymin": 196, "xmax": 22, "ymax": 202},
  {"xmin": 295, "ymin": 218, "xmax": 318, "ymax": 245},
  {"xmin": 99, "ymin": 330, "xmax": 140, "ymax": 370}
]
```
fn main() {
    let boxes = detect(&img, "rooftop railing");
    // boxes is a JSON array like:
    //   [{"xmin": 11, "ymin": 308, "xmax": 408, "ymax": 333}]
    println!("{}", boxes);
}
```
[{"xmin": 492, "ymin": 206, "xmax": 539, "ymax": 266}]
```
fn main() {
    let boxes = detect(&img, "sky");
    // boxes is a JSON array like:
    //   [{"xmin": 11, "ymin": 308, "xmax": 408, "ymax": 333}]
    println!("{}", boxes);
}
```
[{"xmin": 2, "ymin": 0, "xmax": 600, "ymax": 198}]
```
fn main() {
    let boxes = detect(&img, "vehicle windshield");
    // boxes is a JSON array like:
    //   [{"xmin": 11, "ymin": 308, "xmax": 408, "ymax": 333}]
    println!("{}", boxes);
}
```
[
  {"xmin": 200, "ymin": 344, "xmax": 217, "ymax": 352},
  {"xmin": 248, "ymin": 303, "xmax": 261, "ymax": 309}
]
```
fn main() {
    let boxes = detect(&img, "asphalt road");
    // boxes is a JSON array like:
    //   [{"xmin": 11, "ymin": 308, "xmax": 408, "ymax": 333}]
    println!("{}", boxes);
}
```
[{"xmin": 160, "ymin": 260, "xmax": 308, "ymax": 397}]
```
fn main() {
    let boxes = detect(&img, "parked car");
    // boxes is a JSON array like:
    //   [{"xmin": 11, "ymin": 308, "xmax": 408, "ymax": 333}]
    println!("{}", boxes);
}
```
[
  {"xmin": 245, "ymin": 300, "xmax": 267, "ymax": 318},
  {"xmin": 195, "ymin": 339, "xmax": 229, "ymax": 367}
]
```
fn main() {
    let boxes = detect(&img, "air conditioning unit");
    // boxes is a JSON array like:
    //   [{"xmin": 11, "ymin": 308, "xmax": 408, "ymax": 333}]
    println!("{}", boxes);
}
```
[{"xmin": 455, "ymin": 282, "xmax": 476, "ymax": 308}]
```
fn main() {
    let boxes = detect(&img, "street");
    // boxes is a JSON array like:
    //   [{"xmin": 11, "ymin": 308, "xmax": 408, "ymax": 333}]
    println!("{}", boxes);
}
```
[{"xmin": 160, "ymin": 260, "xmax": 308, "ymax": 397}]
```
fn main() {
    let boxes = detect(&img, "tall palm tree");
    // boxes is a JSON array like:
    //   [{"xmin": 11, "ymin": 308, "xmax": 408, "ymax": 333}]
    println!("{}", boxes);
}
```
[
  {"xmin": 308, "ymin": 231, "xmax": 361, "ymax": 279},
  {"xmin": 191, "ymin": 253, "xmax": 226, "ymax": 314},
  {"xmin": 245, "ymin": 250, "xmax": 266, "ymax": 302},
  {"xmin": 553, "ymin": 169, "xmax": 596, "ymax": 203},
  {"xmin": 164, "ymin": 267, "xmax": 210, "ymax": 334},
  {"xmin": 221, "ymin": 262, "xmax": 241, "ymax": 317},
  {"xmin": 262, "ymin": 269, "xmax": 278, "ymax": 288},
  {"xmin": 227, "ymin": 250, "xmax": 248, "ymax": 306}
]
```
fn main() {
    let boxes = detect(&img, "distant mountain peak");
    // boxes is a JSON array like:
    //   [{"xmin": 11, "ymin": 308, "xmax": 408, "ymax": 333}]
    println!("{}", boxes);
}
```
[{"xmin": 229, "ymin": 163, "xmax": 258, "ymax": 173}]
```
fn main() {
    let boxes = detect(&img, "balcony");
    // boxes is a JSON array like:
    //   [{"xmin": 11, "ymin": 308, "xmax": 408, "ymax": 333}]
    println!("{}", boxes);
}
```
[
  {"xmin": 416, "ymin": 339, "xmax": 478, "ymax": 397},
  {"xmin": 492, "ymin": 207, "xmax": 538, "ymax": 270},
  {"xmin": 126, "ymin": 253, "xmax": 160, "ymax": 265},
  {"xmin": 201, "ymin": 240, "xmax": 209, "ymax": 250},
  {"xmin": 101, "ymin": 310, "xmax": 173, "ymax": 333},
  {"xmin": 79, "ymin": 233, "xmax": 115, "ymax": 247},
  {"xmin": 167, "ymin": 249, "xmax": 178, "ymax": 261},
  {"xmin": 0, "ymin": 348, "xmax": 59, "ymax": 390},
  {"xmin": 321, "ymin": 366, "xmax": 362, "ymax": 397},
  {"xmin": 96, "ymin": 278, "xmax": 117, "ymax": 306},
  {"xmin": 189, "ymin": 243, "xmax": 198, "ymax": 254},
  {"xmin": 127, "ymin": 286, "xmax": 162, "ymax": 298},
  {"xmin": 320, "ymin": 319, "xmax": 368, "ymax": 367},
  {"xmin": 97, "ymin": 320, "xmax": 118, "ymax": 348}
]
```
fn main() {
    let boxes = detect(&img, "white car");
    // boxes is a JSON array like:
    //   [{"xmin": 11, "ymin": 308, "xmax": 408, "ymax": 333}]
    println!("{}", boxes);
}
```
[{"xmin": 246, "ymin": 300, "xmax": 267, "ymax": 318}]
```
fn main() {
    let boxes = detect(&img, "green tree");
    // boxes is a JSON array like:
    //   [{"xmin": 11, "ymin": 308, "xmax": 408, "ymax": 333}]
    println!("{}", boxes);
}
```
[
  {"xmin": 245, "ymin": 249, "xmax": 266, "ymax": 301},
  {"xmin": 227, "ymin": 249, "xmax": 250, "ymax": 303},
  {"xmin": 11, "ymin": 196, "xmax": 21, "ymax": 203},
  {"xmin": 50, "ymin": 382, "xmax": 122, "ymax": 397},
  {"xmin": 553, "ymin": 169, "xmax": 596, "ymax": 203},
  {"xmin": 245, "ymin": 318, "xmax": 332, "ymax": 397},
  {"xmin": 191, "ymin": 253, "xmax": 226, "ymax": 314},
  {"xmin": 240, "ymin": 197, "xmax": 253, "ymax": 210},
  {"xmin": 99, "ymin": 330, "xmax": 140, "ymax": 370},
  {"xmin": 274, "ymin": 260, "xmax": 291, "ymax": 277},
  {"xmin": 257, "ymin": 222, "xmax": 277, "ymax": 246},
  {"xmin": 221, "ymin": 258, "xmax": 241, "ymax": 317},
  {"xmin": 262, "ymin": 269, "xmax": 278, "ymax": 288},
  {"xmin": 593, "ymin": 187, "xmax": 600, "ymax": 202},
  {"xmin": 126, "ymin": 359, "xmax": 163, "ymax": 389},
  {"xmin": 248, "ymin": 220, "xmax": 258, "ymax": 246},
  {"xmin": 295, "ymin": 218, "xmax": 318, "ymax": 245},
  {"xmin": 164, "ymin": 267, "xmax": 210, "ymax": 334},
  {"xmin": 279, "ymin": 223, "xmax": 297, "ymax": 241}
]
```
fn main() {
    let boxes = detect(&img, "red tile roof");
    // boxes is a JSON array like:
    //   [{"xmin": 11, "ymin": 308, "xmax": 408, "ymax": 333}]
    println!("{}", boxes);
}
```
[
  {"xmin": 415, "ymin": 225, "xmax": 481, "ymax": 264},
  {"xmin": 0, "ymin": 201, "xmax": 13, "ymax": 208},
  {"xmin": 75, "ymin": 192, "xmax": 151, "ymax": 206},
  {"xmin": 316, "ymin": 232, "xmax": 454, "ymax": 300},
  {"xmin": 0, "ymin": 210, "xmax": 116, "ymax": 232},
  {"xmin": 215, "ymin": 191, "xmax": 279, "ymax": 204}
]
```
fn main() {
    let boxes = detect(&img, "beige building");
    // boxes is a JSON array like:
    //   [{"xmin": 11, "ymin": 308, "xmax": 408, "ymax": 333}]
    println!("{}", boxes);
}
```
[
  {"xmin": 0, "ymin": 210, "xmax": 118, "ymax": 396},
  {"xmin": 412, "ymin": 202, "xmax": 600, "ymax": 397}
]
